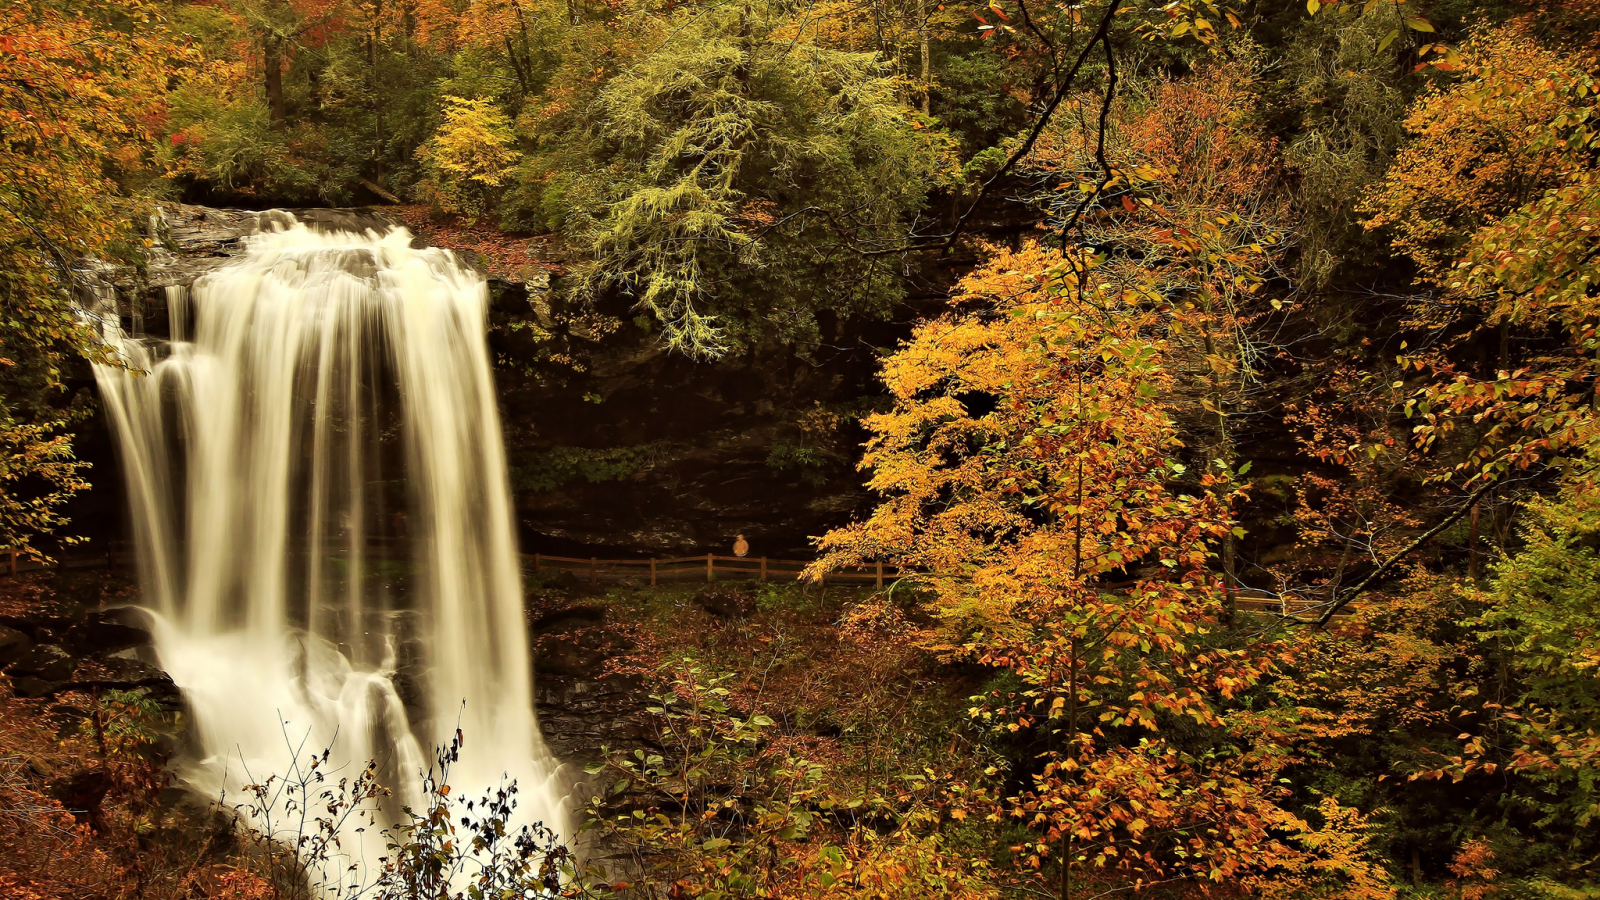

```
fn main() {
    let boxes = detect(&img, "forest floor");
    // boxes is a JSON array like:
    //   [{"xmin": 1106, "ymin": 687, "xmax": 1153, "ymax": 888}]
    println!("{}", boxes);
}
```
[
  {"xmin": 0, "ymin": 566, "xmax": 1005, "ymax": 899},
  {"xmin": 527, "ymin": 571, "xmax": 991, "ymax": 784},
  {"xmin": 0, "ymin": 566, "xmax": 1220, "ymax": 899},
  {"xmin": 0, "ymin": 568, "xmax": 264, "ymax": 900}
]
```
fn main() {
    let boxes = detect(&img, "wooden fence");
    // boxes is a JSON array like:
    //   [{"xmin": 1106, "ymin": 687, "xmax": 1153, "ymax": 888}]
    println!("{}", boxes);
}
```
[
  {"xmin": 521, "ymin": 556, "xmax": 1351, "ymax": 615},
  {"xmin": 522, "ymin": 553, "xmax": 910, "ymax": 587}
]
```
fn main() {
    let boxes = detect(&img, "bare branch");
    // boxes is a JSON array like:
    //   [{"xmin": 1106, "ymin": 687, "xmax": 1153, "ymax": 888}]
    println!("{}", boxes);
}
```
[{"xmin": 1285, "ymin": 478, "xmax": 1501, "ymax": 628}]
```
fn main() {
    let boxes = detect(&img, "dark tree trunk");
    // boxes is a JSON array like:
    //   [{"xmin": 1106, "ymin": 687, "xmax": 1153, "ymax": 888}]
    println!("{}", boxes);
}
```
[{"xmin": 264, "ymin": 33, "xmax": 287, "ymax": 128}]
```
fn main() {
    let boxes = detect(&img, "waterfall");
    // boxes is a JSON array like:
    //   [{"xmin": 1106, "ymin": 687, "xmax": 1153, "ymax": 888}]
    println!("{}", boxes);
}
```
[{"xmin": 92, "ymin": 212, "xmax": 567, "ymax": 887}]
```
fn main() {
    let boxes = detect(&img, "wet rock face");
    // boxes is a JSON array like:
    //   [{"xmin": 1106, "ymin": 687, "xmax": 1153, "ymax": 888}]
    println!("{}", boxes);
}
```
[
  {"xmin": 494, "ymin": 308, "xmax": 883, "ymax": 556},
  {"xmin": 98, "ymin": 204, "xmax": 415, "ymax": 338},
  {"xmin": 486, "ymin": 265, "xmax": 907, "ymax": 559},
  {"xmin": 96, "ymin": 204, "xmax": 262, "ymax": 320},
  {"xmin": 66, "ymin": 613, "xmax": 152, "ymax": 656},
  {"xmin": 0, "ymin": 625, "xmax": 30, "ymax": 667},
  {"xmin": 9, "ymin": 644, "xmax": 76, "ymax": 683},
  {"xmin": 528, "ymin": 594, "xmax": 655, "ymax": 767}
]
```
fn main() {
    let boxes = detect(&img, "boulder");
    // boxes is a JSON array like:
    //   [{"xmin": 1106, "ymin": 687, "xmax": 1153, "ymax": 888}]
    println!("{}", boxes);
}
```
[
  {"xmin": 7, "ymin": 643, "xmax": 77, "ymax": 682},
  {"xmin": 70, "ymin": 657, "xmax": 179, "ymax": 701},
  {"xmin": 531, "ymin": 604, "xmax": 608, "ymax": 634},
  {"xmin": 0, "ymin": 597, "xmax": 87, "ymax": 638},
  {"xmin": 12, "ymin": 676, "xmax": 63, "ymax": 698},
  {"xmin": 0, "ymin": 624, "xmax": 31, "ymax": 667},
  {"xmin": 530, "ymin": 600, "xmax": 655, "ymax": 762},
  {"xmin": 50, "ymin": 768, "xmax": 113, "ymax": 831},
  {"xmin": 545, "ymin": 569, "xmax": 602, "ymax": 597},
  {"xmin": 535, "ymin": 640, "xmax": 609, "ymax": 678},
  {"xmin": 66, "ymin": 614, "xmax": 152, "ymax": 655}
]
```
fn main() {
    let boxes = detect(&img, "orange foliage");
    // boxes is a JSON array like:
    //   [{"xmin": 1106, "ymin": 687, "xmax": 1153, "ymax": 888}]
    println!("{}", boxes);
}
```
[
  {"xmin": 1282, "ymin": 359, "xmax": 1432, "ymax": 606},
  {"xmin": 1267, "ymin": 570, "xmax": 1471, "ymax": 759},
  {"xmin": 1445, "ymin": 838, "xmax": 1501, "ymax": 900},
  {"xmin": 0, "ymin": 0, "xmax": 190, "ymax": 552},
  {"xmin": 1370, "ymin": 29, "xmax": 1600, "ymax": 486},
  {"xmin": 1027, "ymin": 63, "xmax": 1290, "ymax": 609},
  {"xmin": 0, "ymin": 688, "xmax": 151, "ymax": 900},
  {"xmin": 1247, "ymin": 798, "xmax": 1397, "ymax": 900},
  {"xmin": 1030, "ymin": 62, "xmax": 1287, "ymax": 303},
  {"xmin": 1365, "ymin": 27, "xmax": 1588, "ymax": 294},
  {"xmin": 813, "ymin": 242, "xmax": 1315, "ymax": 885}
]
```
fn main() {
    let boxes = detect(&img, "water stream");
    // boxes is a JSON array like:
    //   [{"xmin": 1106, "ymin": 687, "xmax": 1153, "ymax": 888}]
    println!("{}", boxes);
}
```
[{"xmin": 92, "ymin": 212, "xmax": 567, "ymax": 887}]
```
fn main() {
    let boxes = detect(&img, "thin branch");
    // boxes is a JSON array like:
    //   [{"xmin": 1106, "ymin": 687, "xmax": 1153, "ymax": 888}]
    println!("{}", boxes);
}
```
[
  {"xmin": 863, "ymin": 0, "xmax": 1124, "ymax": 257},
  {"xmin": 1287, "ymin": 477, "xmax": 1501, "ymax": 627},
  {"xmin": 1057, "ymin": 6, "xmax": 1119, "ymax": 260}
]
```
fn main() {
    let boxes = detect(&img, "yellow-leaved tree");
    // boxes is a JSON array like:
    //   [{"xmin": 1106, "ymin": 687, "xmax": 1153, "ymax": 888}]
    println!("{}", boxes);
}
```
[
  {"xmin": 811, "ymin": 242, "xmax": 1393, "ymax": 896},
  {"xmin": 416, "ymin": 96, "xmax": 520, "ymax": 222},
  {"xmin": 0, "ymin": 0, "xmax": 181, "ymax": 558}
]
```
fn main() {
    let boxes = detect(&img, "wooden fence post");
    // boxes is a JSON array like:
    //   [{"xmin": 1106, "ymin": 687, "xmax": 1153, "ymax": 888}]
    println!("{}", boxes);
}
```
[
  {"xmin": 533, "ymin": 552, "xmax": 541, "ymax": 573},
  {"xmin": 760, "ymin": 557, "xmax": 767, "ymax": 582},
  {"xmin": 875, "ymin": 561, "xmax": 883, "ymax": 588},
  {"xmin": 7, "ymin": 548, "xmax": 15, "ymax": 576},
  {"xmin": 650, "ymin": 558, "xmax": 657, "ymax": 587},
  {"xmin": 590, "ymin": 557, "xmax": 598, "ymax": 586},
  {"xmin": 706, "ymin": 553, "xmax": 714, "ymax": 583}
]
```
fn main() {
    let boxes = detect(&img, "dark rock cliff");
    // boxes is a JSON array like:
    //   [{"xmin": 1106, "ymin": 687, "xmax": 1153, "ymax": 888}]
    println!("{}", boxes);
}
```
[{"xmin": 489, "ymin": 285, "xmax": 888, "ymax": 557}]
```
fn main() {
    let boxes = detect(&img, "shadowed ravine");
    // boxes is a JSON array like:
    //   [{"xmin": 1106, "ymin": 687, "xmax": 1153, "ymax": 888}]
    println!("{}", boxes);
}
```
[{"xmin": 89, "ymin": 212, "xmax": 568, "ymax": 887}]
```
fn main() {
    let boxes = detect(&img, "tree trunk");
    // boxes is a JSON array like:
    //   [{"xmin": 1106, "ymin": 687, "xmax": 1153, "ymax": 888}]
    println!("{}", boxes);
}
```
[
  {"xmin": 920, "ymin": 0, "xmax": 931, "ymax": 116},
  {"xmin": 1468, "ymin": 502, "xmax": 1481, "ymax": 582},
  {"xmin": 368, "ymin": 0, "xmax": 384, "ymax": 180},
  {"xmin": 1199, "ymin": 311, "xmax": 1238, "ymax": 622},
  {"xmin": 307, "ymin": 66, "xmax": 323, "ymax": 122},
  {"xmin": 264, "ymin": 33, "xmax": 287, "ymax": 128}
]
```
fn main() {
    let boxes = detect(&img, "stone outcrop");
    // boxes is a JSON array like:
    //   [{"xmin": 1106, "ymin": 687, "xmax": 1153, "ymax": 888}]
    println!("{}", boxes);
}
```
[
  {"xmin": 489, "ymin": 283, "xmax": 886, "ymax": 557},
  {"xmin": 529, "ymin": 592, "xmax": 656, "ymax": 767},
  {"xmin": 0, "ymin": 575, "xmax": 177, "ymax": 702},
  {"xmin": 0, "ymin": 564, "xmax": 651, "ymax": 808}
]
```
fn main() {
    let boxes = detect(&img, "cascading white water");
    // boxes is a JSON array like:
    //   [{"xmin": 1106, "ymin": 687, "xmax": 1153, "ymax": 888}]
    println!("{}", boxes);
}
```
[{"xmin": 92, "ymin": 212, "xmax": 567, "ymax": 887}]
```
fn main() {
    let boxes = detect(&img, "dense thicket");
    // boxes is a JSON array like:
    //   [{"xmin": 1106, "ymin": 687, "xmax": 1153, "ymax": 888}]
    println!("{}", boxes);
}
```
[{"xmin": 6, "ymin": 0, "xmax": 1600, "ymax": 896}]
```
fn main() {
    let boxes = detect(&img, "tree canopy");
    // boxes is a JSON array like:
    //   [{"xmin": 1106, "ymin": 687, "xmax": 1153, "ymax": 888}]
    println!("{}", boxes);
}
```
[{"xmin": 8, "ymin": 0, "xmax": 1600, "ymax": 896}]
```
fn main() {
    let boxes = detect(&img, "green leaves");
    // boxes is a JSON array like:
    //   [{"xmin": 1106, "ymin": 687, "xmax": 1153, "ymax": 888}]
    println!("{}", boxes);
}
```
[
  {"xmin": 578, "ymin": 656, "xmax": 880, "ymax": 899},
  {"xmin": 557, "ymin": 1, "xmax": 949, "ymax": 358}
]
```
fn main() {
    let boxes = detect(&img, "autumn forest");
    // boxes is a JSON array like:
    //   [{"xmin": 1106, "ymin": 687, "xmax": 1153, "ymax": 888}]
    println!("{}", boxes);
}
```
[{"xmin": 4, "ymin": 0, "xmax": 1600, "ymax": 898}]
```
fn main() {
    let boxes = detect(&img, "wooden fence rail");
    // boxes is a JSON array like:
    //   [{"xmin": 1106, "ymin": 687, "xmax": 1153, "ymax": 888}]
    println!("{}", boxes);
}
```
[
  {"xmin": 522, "ymin": 553, "xmax": 908, "ymax": 587},
  {"xmin": 521, "ymin": 555, "xmax": 1352, "ymax": 614}
]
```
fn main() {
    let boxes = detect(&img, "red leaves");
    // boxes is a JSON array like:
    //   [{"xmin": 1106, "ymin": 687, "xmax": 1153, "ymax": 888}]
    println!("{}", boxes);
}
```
[{"xmin": 390, "ymin": 205, "xmax": 563, "ymax": 283}]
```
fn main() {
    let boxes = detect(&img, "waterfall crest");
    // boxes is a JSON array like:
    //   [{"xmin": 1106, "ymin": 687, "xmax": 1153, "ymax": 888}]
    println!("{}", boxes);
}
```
[{"xmin": 93, "ymin": 212, "xmax": 566, "ymax": 884}]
